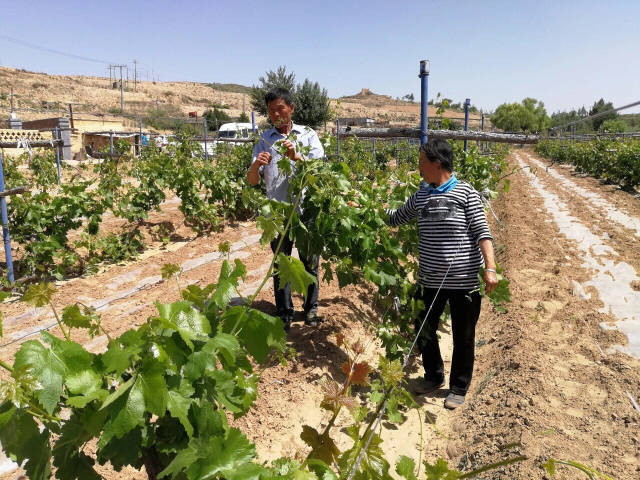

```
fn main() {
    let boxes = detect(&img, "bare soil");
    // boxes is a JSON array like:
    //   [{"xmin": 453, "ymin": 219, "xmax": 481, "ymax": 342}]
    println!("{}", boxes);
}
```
[{"xmin": 1, "ymin": 148, "xmax": 639, "ymax": 479}]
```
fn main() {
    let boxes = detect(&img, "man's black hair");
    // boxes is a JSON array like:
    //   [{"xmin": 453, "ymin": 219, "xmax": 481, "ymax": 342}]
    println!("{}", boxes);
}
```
[
  {"xmin": 265, "ymin": 87, "xmax": 294, "ymax": 107},
  {"xmin": 420, "ymin": 138, "xmax": 453, "ymax": 172}
]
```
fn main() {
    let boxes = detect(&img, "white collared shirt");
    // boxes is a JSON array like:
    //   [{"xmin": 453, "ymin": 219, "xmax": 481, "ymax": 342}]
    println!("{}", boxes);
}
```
[{"xmin": 251, "ymin": 123, "xmax": 325, "ymax": 202}]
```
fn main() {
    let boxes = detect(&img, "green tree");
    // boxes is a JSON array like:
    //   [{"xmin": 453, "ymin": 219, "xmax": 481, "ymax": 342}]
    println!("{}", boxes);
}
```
[
  {"xmin": 238, "ymin": 111, "xmax": 250, "ymax": 123},
  {"xmin": 203, "ymin": 106, "xmax": 230, "ymax": 131},
  {"xmin": 589, "ymin": 98, "xmax": 617, "ymax": 131},
  {"xmin": 491, "ymin": 98, "xmax": 549, "ymax": 132},
  {"xmin": 249, "ymin": 65, "xmax": 296, "ymax": 117},
  {"xmin": 599, "ymin": 118, "xmax": 626, "ymax": 133},
  {"xmin": 293, "ymin": 79, "xmax": 331, "ymax": 128}
]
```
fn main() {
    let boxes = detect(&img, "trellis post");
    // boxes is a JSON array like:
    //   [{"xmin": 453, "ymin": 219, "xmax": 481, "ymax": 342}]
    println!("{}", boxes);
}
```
[
  {"xmin": 0, "ymin": 152, "xmax": 15, "ymax": 283},
  {"xmin": 419, "ymin": 60, "xmax": 430, "ymax": 145},
  {"xmin": 203, "ymin": 117, "xmax": 209, "ymax": 162},
  {"xmin": 464, "ymin": 98, "xmax": 471, "ymax": 151},
  {"xmin": 55, "ymin": 127, "xmax": 61, "ymax": 185}
]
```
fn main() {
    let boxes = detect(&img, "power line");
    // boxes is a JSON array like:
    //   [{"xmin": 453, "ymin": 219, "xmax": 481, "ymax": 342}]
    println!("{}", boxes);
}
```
[
  {"xmin": 549, "ymin": 100, "xmax": 640, "ymax": 132},
  {"xmin": 0, "ymin": 33, "xmax": 114, "ymax": 65}
]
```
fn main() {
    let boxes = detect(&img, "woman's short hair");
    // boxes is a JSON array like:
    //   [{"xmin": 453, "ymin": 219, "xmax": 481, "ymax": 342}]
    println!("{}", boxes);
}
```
[{"xmin": 419, "ymin": 138, "xmax": 453, "ymax": 172}]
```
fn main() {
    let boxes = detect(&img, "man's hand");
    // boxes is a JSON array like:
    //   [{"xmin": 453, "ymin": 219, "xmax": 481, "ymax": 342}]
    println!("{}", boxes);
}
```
[
  {"xmin": 255, "ymin": 151, "xmax": 272, "ymax": 167},
  {"xmin": 483, "ymin": 269, "xmax": 498, "ymax": 294},
  {"xmin": 248, "ymin": 152, "xmax": 271, "ymax": 186},
  {"xmin": 282, "ymin": 140, "xmax": 302, "ymax": 162}
]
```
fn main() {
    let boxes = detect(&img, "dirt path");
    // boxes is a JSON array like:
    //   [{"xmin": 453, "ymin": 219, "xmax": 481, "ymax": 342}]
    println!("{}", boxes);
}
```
[
  {"xmin": 446, "ymin": 149, "xmax": 639, "ymax": 479},
  {"xmin": 1, "ymin": 149, "xmax": 640, "ymax": 479}
]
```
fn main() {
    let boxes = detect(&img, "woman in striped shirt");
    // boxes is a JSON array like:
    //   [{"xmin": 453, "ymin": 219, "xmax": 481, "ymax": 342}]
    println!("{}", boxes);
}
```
[{"xmin": 387, "ymin": 138, "xmax": 498, "ymax": 409}]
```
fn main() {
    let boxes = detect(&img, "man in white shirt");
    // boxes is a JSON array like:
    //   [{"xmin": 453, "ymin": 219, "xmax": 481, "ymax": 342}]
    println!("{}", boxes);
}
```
[{"xmin": 247, "ymin": 88, "xmax": 325, "ymax": 330}]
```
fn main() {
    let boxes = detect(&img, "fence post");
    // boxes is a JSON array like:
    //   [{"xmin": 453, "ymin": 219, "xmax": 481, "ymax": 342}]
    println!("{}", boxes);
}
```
[
  {"xmin": 203, "ymin": 118, "xmax": 209, "ymax": 162},
  {"xmin": 372, "ymin": 138, "xmax": 376, "ymax": 161},
  {"xmin": 0, "ymin": 152, "xmax": 15, "ymax": 283},
  {"xmin": 463, "ymin": 98, "xmax": 470, "ymax": 151},
  {"xmin": 419, "ymin": 60, "xmax": 430, "ymax": 145},
  {"xmin": 251, "ymin": 111, "xmax": 256, "ymax": 133},
  {"xmin": 336, "ymin": 119, "xmax": 341, "ymax": 160},
  {"xmin": 109, "ymin": 131, "xmax": 114, "ymax": 162},
  {"xmin": 54, "ymin": 127, "xmax": 62, "ymax": 185},
  {"xmin": 138, "ymin": 118, "xmax": 143, "ymax": 156}
]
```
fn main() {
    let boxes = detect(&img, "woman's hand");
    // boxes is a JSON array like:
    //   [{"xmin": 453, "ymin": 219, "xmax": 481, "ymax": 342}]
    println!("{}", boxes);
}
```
[{"xmin": 483, "ymin": 269, "xmax": 498, "ymax": 294}]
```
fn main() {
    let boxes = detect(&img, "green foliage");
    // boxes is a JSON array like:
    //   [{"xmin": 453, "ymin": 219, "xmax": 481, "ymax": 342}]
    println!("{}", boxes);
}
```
[
  {"xmin": 204, "ymin": 106, "xmax": 231, "ymax": 131},
  {"xmin": 237, "ymin": 111, "xmax": 250, "ymax": 123},
  {"xmin": 589, "ymin": 98, "xmax": 617, "ymax": 131},
  {"xmin": 294, "ymin": 79, "xmax": 332, "ymax": 128},
  {"xmin": 250, "ymin": 65, "xmax": 297, "ymax": 116},
  {"xmin": 1, "ymin": 132, "xmax": 518, "ymax": 480},
  {"xmin": 599, "ymin": 118, "xmax": 626, "ymax": 133},
  {"xmin": 142, "ymin": 104, "xmax": 185, "ymax": 132},
  {"xmin": 491, "ymin": 98, "xmax": 549, "ymax": 133},
  {"xmin": 536, "ymin": 138, "xmax": 640, "ymax": 189}
]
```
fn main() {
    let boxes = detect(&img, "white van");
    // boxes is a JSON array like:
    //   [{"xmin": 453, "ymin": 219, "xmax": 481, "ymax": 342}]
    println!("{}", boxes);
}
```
[{"xmin": 217, "ymin": 122, "xmax": 255, "ymax": 142}]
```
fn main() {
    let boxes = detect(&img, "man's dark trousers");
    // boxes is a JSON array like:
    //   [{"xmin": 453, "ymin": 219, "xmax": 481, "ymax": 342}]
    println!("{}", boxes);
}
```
[
  {"xmin": 270, "ymin": 235, "xmax": 319, "ymax": 317},
  {"xmin": 414, "ymin": 287, "xmax": 481, "ymax": 395}
]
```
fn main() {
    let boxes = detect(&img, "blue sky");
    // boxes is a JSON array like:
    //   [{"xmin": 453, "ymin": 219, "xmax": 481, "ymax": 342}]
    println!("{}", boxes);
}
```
[{"xmin": 1, "ymin": 0, "xmax": 639, "ymax": 114}]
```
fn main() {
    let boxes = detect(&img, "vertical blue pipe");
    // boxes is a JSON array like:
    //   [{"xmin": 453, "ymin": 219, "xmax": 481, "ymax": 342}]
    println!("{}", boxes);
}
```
[
  {"xmin": 336, "ymin": 119, "xmax": 341, "ymax": 160},
  {"xmin": 463, "ymin": 98, "xmax": 470, "ymax": 151},
  {"xmin": 419, "ymin": 60, "xmax": 429, "ymax": 145},
  {"xmin": 251, "ymin": 111, "xmax": 256, "ymax": 133},
  {"xmin": 203, "ymin": 118, "xmax": 209, "ymax": 162},
  {"xmin": 0, "ymin": 153, "xmax": 15, "ymax": 283},
  {"xmin": 481, "ymin": 111, "xmax": 485, "ymax": 131},
  {"xmin": 55, "ymin": 127, "xmax": 61, "ymax": 185}
]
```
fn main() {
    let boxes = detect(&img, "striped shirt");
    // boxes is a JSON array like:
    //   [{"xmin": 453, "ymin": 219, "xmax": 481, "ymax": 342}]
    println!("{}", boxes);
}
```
[{"xmin": 387, "ymin": 181, "xmax": 492, "ymax": 289}]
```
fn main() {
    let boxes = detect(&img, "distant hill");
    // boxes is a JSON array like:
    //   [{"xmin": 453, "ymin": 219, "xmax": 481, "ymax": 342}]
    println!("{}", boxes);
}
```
[
  {"xmin": 0, "ymin": 68, "xmax": 477, "ymax": 130},
  {"xmin": 206, "ymin": 83, "xmax": 252, "ymax": 95}
]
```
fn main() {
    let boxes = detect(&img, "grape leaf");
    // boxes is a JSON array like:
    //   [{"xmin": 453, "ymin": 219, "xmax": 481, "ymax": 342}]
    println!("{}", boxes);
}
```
[
  {"xmin": 21, "ymin": 282, "xmax": 57, "ymax": 307},
  {"xmin": 14, "ymin": 340, "xmax": 65, "ymax": 414},
  {"xmin": 256, "ymin": 215, "xmax": 280, "ymax": 245},
  {"xmin": 100, "ymin": 376, "xmax": 145, "ymax": 445},
  {"xmin": 167, "ymin": 390, "xmax": 193, "ymax": 437},
  {"xmin": 61, "ymin": 304, "xmax": 92, "ymax": 329},
  {"xmin": 395, "ymin": 456, "xmax": 417, "ymax": 480},
  {"xmin": 159, "ymin": 427, "xmax": 256, "ymax": 479},
  {"xmin": 341, "ymin": 361, "xmax": 371, "ymax": 386},
  {"xmin": 211, "ymin": 260, "xmax": 247, "ymax": 309},
  {"xmin": 156, "ymin": 300, "xmax": 211, "ymax": 350},
  {"xmin": 423, "ymin": 458, "xmax": 460, "ymax": 480},
  {"xmin": 378, "ymin": 355, "xmax": 403, "ymax": 388},
  {"xmin": 276, "ymin": 253, "xmax": 316, "ymax": 295},
  {"xmin": 0, "ymin": 404, "xmax": 52, "ymax": 480},
  {"xmin": 161, "ymin": 263, "xmax": 181, "ymax": 280},
  {"xmin": 140, "ymin": 360, "xmax": 168, "ymax": 416},
  {"xmin": 221, "ymin": 306, "xmax": 286, "ymax": 363},
  {"xmin": 300, "ymin": 425, "xmax": 340, "ymax": 465}
]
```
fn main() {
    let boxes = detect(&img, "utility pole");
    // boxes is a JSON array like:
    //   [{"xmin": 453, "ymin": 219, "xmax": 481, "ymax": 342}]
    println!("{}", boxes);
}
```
[
  {"xmin": 9, "ymin": 87, "xmax": 14, "ymax": 112},
  {"xmin": 133, "ymin": 60, "xmax": 137, "ymax": 91},
  {"xmin": 120, "ymin": 65, "xmax": 124, "ymax": 112},
  {"xmin": 112, "ymin": 64, "xmax": 127, "ymax": 113}
]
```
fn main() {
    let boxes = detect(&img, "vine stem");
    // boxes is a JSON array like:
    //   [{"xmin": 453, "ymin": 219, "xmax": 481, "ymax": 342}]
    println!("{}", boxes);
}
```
[
  {"xmin": 0, "ymin": 358, "xmax": 13, "ymax": 373},
  {"xmin": 247, "ymin": 163, "xmax": 311, "ymax": 306},
  {"xmin": 49, "ymin": 300, "xmax": 71, "ymax": 341}
]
